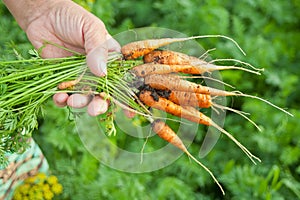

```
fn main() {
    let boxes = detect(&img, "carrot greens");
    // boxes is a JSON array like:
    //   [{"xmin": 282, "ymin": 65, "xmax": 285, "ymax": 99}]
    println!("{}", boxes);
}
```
[{"xmin": 0, "ymin": 50, "xmax": 145, "ymax": 166}]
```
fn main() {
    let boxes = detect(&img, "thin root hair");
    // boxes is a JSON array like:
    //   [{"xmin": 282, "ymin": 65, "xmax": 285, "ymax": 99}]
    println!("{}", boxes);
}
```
[
  {"xmin": 212, "ymin": 103, "xmax": 262, "ymax": 132},
  {"xmin": 179, "ymin": 75, "xmax": 235, "ymax": 89},
  {"xmin": 234, "ymin": 91, "xmax": 294, "ymax": 117},
  {"xmin": 198, "ymin": 48, "xmax": 217, "ymax": 60},
  {"xmin": 210, "ymin": 120, "xmax": 261, "ymax": 164},
  {"xmin": 187, "ymin": 35, "xmax": 246, "ymax": 56},
  {"xmin": 209, "ymin": 58, "xmax": 264, "ymax": 72},
  {"xmin": 184, "ymin": 150, "xmax": 225, "ymax": 195}
]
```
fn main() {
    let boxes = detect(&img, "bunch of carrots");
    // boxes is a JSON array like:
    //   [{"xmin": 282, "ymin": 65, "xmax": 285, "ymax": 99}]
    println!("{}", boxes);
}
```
[
  {"xmin": 1, "ymin": 34, "xmax": 292, "ymax": 194},
  {"xmin": 56, "ymin": 36, "xmax": 292, "ymax": 194}
]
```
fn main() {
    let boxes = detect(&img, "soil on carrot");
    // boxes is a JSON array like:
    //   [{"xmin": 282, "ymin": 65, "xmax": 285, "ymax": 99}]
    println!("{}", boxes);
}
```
[{"xmin": 136, "ymin": 84, "xmax": 171, "ymax": 102}]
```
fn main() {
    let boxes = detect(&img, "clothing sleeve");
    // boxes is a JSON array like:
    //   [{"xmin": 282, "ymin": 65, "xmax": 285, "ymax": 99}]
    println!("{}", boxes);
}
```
[{"xmin": 0, "ymin": 139, "xmax": 49, "ymax": 200}]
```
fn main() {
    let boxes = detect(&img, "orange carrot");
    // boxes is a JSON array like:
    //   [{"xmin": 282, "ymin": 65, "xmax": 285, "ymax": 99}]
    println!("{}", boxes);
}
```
[
  {"xmin": 131, "ymin": 63, "xmax": 208, "ymax": 77},
  {"xmin": 143, "ymin": 50, "xmax": 261, "ymax": 75},
  {"xmin": 139, "ymin": 90, "xmax": 211, "ymax": 126},
  {"xmin": 151, "ymin": 119, "xmax": 225, "ymax": 195},
  {"xmin": 57, "ymin": 69, "xmax": 86, "ymax": 90},
  {"xmin": 57, "ymin": 80, "xmax": 78, "ymax": 90},
  {"xmin": 143, "ymin": 50, "xmax": 193, "ymax": 64},
  {"xmin": 144, "ymin": 74, "xmax": 236, "ymax": 96},
  {"xmin": 155, "ymin": 89, "xmax": 261, "ymax": 130},
  {"xmin": 152, "ymin": 119, "xmax": 187, "ymax": 152},
  {"xmin": 121, "ymin": 35, "xmax": 246, "ymax": 60},
  {"xmin": 130, "ymin": 64, "xmax": 236, "ymax": 89},
  {"xmin": 139, "ymin": 90, "xmax": 261, "ymax": 164},
  {"xmin": 144, "ymin": 74, "xmax": 293, "ymax": 116},
  {"xmin": 167, "ymin": 90, "xmax": 212, "ymax": 108}
]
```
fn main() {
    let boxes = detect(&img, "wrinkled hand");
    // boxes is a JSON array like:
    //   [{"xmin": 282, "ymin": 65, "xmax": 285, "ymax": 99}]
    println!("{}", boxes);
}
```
[{"xmin": 24, "ymin": 1, "xmax": 120, "ymax": 116}]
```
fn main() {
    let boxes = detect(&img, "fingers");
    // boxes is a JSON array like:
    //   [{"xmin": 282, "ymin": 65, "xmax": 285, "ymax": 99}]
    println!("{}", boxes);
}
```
[
  {"xmin": 67, "ymin": 94, "xmax": 91, "ymax": 108},
  {"xmin": 53, "ymin": 93, "xmax": 69, "ymax": 107},
  {"xmin": 53, "ymin": 93, "xmax": 136, "ymax": 118},
  {"xmin": 87, "ymin": 95, "xmax": 109, "ymax": 116},
  {"xmin": 53, "ymin": 93, "xmax": 109, "ymax": 116},
  {"xmin": 123, "ymin": 109, "xmax": 136, "ymax": 119},
  {"xmin": 68, "ymin": 94, "xmax": 109, "ymax": 116}
]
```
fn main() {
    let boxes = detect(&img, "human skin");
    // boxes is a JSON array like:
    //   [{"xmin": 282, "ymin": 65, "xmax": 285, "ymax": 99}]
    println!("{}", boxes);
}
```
[{"xmin": 3, "ymin": 0, "xmax": 121, "ymax": 116}]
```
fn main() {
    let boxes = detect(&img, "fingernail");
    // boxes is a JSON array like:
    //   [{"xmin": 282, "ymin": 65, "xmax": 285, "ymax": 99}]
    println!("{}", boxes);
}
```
[
  {"xmin": 98, "ymin": 61, "xmax": 107, "ymax": 76},
  {"xmin": 86, "ymin": 46, "xmax": 108, "ymax": 77}
]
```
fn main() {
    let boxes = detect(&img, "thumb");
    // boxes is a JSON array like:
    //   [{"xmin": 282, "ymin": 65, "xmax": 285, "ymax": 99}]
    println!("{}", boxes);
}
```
[
  {"xmin": 83, "ymin": 16, "xmax": 109, "ymax": 77},
  {"xmin": 86, "ymin": 34, "xmax": 121, "ymax": 77},
  {"xmin": 86, "ymin": 44, "xmax": 108, "ymax": 77},
  {"xmin": 106, "ymin": 34, "xmax": 121, "ymax": 53}
]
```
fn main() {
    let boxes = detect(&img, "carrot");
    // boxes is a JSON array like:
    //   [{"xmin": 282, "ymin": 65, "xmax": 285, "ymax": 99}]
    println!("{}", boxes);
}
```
[
  {"xmin": 144, "ymin": 74, "xmax": 235, "ymax": 96},
  {"xmin": 130, "ymin": 63, "xmax": 236, "ymax": 90},
  {"xmin": 57, "ymin": 80, "xmax": 78, "ymax": 90},
  {"xmin": 131, "ymin": 63, "xmax": 210, "ymax": 77},
  {"xmin": 143, "ymin": 50, "xmax": 193, "ymax": 64},
  {"xmin": 167, "ymin": 90, "xmax": 212, "ymax": 108},
  {"xmin": 154, "ymin": 89, "xmax": 262, "ymax": 131},
  {"xmin": 144, "ymin": 74, "xmax": 293, "ymax": 116},
  {"xmin": 152, "ymin": 119, "xmax": 187, "ymax": 152},
  {"xmin": 143, "ymin": 50, "xmax": 191, "ymax": 65},
  {"xmin": 139, "ymin": 90, "xmax": 261, "ymax": 164},
  {"xmin": 151, "ymin": 119, "xmax": 225, "ymax": 195},
  {"xmin": 121, "ymin": 35, "xmax": 246, "ymax": 60},
  {"xmin": 57, "ymin": 68, "xmax": 86, "ymax": 90},
  {"xmin": 143, "ymin": 50, "xmax": 261, "ymax": 75},
  {"xmin": 131, "ymin": 64, "xmax": 236, "ymax": 89},
  {"xmin": 139, "ymin": 90, "xmax": 210, "ymax": 125},
  {"xmin": 166, "ymin": 90, "xmax": 260, "ymax": 130}
]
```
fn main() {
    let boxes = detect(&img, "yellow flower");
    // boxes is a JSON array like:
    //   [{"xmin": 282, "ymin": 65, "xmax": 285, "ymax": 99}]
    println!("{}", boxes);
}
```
[
  {"xmin": 51, "ymin": 183, "xmax": 63, "ymax": 195},
  {"xmin": 19, "ymin": 183, "xmax": 30, "ymax": 195},
  {"xmin": 12, "ymin": 192, "xmax": 22, "ymax": 200},
  {"xmin": 37, "ymin": 182, "xmax": 44, "ymax": 187},
  {"xmin": 14, "ymin": 173, "xmax": 63, "ymax": 200},
  {"xmin": 35, "ymin": 191, "xmax": 44, "ymax": 200},
  {"xmin": 28, "ymin": 190, "xmax": 35, "ymax": 198},
  {"xmin": 47, "ymin": 175, "xmax": 58, "ymax": 185},
  {"xmin": 44, "ymin": 190, "xmax": 54, "ymax": 200},
  {"xmin": 31, "ymin": 184, "xmax": 41, "ymax": 193},
  {"xmin": 42, "ymin": 183, "xmax": 51, "ymax": 192},
  {"xmin": 24, "ymin": 176, "xmax": 36, "ymax": 184},
  {"xmin": 36, "ymin": 172, "xmax": 47, "ymax": 181}
]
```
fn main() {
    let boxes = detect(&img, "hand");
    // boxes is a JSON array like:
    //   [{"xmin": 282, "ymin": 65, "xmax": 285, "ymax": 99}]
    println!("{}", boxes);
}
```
[{"xmin": 4, "ymin": 0, "xmax": 120, "ymax": 116}]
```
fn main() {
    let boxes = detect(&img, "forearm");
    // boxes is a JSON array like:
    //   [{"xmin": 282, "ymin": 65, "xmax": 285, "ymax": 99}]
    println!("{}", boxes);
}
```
[{"xmin": 3, "ymin": 0, "xmax": 66, "ymax": 30}]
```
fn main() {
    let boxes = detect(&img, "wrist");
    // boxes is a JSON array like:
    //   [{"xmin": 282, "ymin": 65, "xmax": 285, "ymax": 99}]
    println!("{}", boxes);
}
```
[{"xmin": 3, "ymin": 0, "xmax": 68, "ymax": 31}]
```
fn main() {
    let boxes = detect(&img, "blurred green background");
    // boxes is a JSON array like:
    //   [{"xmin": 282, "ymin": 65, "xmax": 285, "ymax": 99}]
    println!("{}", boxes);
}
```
[{"xmin": 1, "ymin": 0, "xmax": 300, "ymax": 199}]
